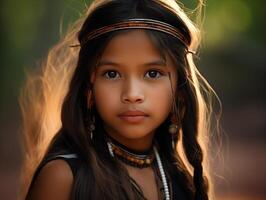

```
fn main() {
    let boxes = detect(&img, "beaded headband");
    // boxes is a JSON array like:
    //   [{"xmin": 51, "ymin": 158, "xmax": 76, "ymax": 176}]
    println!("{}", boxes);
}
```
[{"xmin": 73, "ymin": 18, "xmax": 195, "ymax": 54}]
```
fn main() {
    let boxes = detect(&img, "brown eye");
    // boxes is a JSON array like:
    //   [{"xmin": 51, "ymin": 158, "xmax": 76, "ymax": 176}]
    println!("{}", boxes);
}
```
[
  {"xmin": 104, "ymin": 70, "xmax": 120, "ymax": 79},
  {"xmin": 145, "ymin": 70, "xmax": 163, "ymax": 79}
]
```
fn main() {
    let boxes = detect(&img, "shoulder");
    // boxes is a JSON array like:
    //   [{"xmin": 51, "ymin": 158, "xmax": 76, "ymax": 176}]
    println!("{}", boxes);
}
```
[{"xmin": 27, "ymin": 159, "xmax": 73, "ymax": 200}]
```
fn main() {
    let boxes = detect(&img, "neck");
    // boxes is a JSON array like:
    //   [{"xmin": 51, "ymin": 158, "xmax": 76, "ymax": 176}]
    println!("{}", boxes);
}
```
[
  {"xmin": 103, "ymin": 128, "xmax": 155, "ymax": 152},
  {"xmin": 106, "ymin": 134, "xmax": 154, "ymax": 154},
  {"xmin": 106, "ymin": 134, "xmax": 156, "ymax": 168}
]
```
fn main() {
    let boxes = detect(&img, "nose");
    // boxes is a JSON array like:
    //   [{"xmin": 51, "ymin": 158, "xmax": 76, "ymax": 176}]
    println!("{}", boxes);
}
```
[{"xmin": 121, "ymin": 78, "xmax": 145, "ymax": 104}]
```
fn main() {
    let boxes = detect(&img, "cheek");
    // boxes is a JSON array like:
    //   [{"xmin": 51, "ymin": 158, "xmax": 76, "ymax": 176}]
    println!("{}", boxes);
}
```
[
  {"xmin": 93, "ymin": 81, "xmax": 120, "ymax": 115},
  {"xmin": 148, "ymin": 82, "xmax": 174, "ymax": 116}
]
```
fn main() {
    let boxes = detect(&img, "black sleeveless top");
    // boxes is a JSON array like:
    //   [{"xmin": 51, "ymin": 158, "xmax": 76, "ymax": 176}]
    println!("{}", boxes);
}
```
[{"xmin": 29, "ymin": 152, "xmax": 191, "ymax": 200}]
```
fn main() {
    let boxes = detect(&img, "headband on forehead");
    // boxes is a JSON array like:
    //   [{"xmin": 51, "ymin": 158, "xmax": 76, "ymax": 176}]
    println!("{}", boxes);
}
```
[{"xmin": 72, "ymin": 18, "xmax": 196, "ymax": 54}]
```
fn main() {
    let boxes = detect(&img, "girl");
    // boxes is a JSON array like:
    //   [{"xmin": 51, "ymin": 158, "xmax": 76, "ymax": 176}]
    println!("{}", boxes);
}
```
[{"xmin": 19, "ymin": 0, "xmax": 218, "ymax": 199}]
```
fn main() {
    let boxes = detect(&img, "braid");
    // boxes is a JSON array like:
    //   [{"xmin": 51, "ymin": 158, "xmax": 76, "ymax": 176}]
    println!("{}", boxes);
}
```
[
  {"xmin": 182, "ymin": 87, "xmax": 209, "ymax": 200},
  {"xmin": 183, "ymin": 126, "xmax": 209, "ymax": 200},
  {"xmin": 155, "ymin": 119, "xmax": 194, "ymax": 198}
]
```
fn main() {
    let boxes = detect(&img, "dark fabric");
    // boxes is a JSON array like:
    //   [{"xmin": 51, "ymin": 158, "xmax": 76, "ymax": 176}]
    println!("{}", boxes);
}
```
[
  {"xmin": 29, "ymin": 154, "xmax": 188, "ymax": 200},
  {"xmin": 28, "ymin": 148, "xmax": 188, "ymax": 200}
]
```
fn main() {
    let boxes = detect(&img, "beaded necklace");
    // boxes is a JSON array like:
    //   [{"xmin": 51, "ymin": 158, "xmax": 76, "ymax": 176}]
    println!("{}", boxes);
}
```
[
  {"xmin": 106, "ymin": 136, "xmax": 171, "ymax": 200},
  {"xmin": 106, "ymin": 135, "xmax": 154, "ymax": 168}
]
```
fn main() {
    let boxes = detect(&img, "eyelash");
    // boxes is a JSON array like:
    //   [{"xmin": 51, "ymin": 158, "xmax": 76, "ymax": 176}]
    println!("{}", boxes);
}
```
[{"xmin": 102, "ymin": 69, "xmax": 165, "ymax": 79}]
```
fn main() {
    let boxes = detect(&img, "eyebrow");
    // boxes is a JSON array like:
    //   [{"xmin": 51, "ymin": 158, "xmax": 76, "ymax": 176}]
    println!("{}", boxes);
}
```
[{"xmin": 97, "ymin": 59, "xmax": 166, "ymax": 68}]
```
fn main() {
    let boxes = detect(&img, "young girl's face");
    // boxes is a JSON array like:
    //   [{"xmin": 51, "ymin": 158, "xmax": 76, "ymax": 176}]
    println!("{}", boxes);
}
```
[{"xmin": 91, "ymin": 30, "xmax": 177, "ymax": 150}]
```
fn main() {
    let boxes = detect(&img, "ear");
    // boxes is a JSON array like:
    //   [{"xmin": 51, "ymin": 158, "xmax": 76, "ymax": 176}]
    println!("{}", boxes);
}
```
[
  {"xmin": 90, "ymin": 71, "xmax": 96, "ymax": 84},
  {"xmin": 176, "ymin": 90, "xmax": 186, "ymax": 119},
  {"xmin": 87, "ymin": 89, "xmax": 93, "ymax": 109}
]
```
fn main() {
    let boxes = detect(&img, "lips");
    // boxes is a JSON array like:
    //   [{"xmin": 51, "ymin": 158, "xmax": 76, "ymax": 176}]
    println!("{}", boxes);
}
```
[{"xmin": 118, "ymin": 110, "xmax": 148, "ymax": 123}]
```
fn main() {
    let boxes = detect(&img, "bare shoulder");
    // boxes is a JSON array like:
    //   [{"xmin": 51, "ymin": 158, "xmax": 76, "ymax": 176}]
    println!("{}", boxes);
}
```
[{"xmin": 27, "ymin": 159, "xmax": 74, "ymax": 200}]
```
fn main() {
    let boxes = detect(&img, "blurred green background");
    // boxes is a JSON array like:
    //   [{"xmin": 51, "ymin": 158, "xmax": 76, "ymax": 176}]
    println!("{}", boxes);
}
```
[{"xmin": 0, "ymin": 0, "xmax": 265, "ymax": 199}]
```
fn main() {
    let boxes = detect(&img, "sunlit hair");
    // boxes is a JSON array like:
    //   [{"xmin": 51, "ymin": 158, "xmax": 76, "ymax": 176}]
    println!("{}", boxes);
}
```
[{"xmin": 19, "ymin": 0, "xmax": 220, "ymax": 199}]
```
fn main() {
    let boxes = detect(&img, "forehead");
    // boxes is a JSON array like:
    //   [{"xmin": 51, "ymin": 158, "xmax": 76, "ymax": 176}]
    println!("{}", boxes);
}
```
[{"xmin": 99, "ymin": 30, "xmax": 173, "ymax": 66}]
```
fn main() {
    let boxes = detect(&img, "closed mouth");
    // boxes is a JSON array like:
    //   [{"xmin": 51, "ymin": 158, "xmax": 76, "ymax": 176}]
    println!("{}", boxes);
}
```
[
  {"xmin": 118, "ymin": 110, "xmax": 148, "ymax": 123},
  {"xmin": 118, "ymin": 110, "xmax": 148, "ymax": 117}
]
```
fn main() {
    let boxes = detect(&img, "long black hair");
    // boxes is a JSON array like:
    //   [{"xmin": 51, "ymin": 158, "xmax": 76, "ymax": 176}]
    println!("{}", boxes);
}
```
[{"xmin": 21, "ymin": 0, "xmax": 213, "ymax": 199}]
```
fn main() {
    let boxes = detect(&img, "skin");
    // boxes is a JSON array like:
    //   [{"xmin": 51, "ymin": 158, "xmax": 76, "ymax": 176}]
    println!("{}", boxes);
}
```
[{"xmin": 91, "ymin": 30, "xmax": 178, "ymax": 152}]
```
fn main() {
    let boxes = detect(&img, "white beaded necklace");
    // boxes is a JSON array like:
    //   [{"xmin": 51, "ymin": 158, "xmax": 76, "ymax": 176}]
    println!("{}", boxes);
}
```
[
  {"xmin": 107, "ymin": 142, "xmax": 170, "ymax": 200},
  {"xmin": 153, "ymin": 146, "xmax": 170, "ymax": 200}
]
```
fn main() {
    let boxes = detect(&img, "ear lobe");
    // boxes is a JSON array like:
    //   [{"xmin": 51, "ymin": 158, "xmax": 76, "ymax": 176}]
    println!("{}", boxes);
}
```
[{"xmin": 90, "ymin": 71, "xmax": 96, "ymax": 84}]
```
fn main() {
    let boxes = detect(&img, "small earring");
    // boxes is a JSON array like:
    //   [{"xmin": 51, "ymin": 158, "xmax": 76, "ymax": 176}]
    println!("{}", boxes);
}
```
[
  {"xmin": 167, "ymin": 72, "xmax": 181, "ymax": 150},
  {"xmin": 168, "ymin": 114, "xmax": 180, "ymax": 150},
  {"xmin": 87, "ymin": 89, "xmax": 95, "ymax": 140},
  {"xmin": 88, "ymin": 115, "xmax": 95, "ymax": 139}
]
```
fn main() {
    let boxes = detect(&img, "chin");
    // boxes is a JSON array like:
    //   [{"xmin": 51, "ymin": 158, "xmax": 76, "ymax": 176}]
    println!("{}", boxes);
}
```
[
  {"xmin": 122, "ymin": 133, "xmax": 149, "ymax": 140},
  {"xmin": 117, "ymin": 127, "xmax": 155, "ymax": 140}
]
